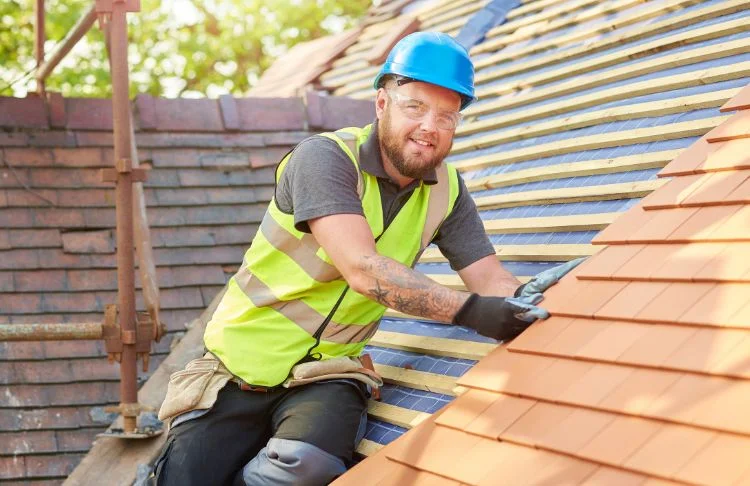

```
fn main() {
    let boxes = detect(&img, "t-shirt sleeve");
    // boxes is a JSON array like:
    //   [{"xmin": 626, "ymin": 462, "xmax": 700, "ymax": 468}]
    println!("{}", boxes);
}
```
[
  {"xmin": 275, "ymin": 136, "xmax": 364, "ymax": 233},
  {"xmin": 431, "ymin": 174, "xmax": 495, "ymax": 271}
]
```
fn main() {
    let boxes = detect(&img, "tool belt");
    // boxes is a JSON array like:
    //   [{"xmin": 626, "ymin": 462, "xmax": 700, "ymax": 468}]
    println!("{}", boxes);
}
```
[
  {"xmin": 282, "ymin": 355, "xmax": 383, "ymax": 390},
  {"xmin": 158, "ymin": 353, "xmax": 382, "ymax": 423},
  {"xmin": 158, "ymin": 353, "xmax": 233, "ymax": 422}
]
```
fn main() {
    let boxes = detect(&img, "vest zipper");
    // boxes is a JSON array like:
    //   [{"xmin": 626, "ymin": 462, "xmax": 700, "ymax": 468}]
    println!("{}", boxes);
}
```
[{"xmin": 292, "ymin": 216, "xmax": 394, "ymax": 370}]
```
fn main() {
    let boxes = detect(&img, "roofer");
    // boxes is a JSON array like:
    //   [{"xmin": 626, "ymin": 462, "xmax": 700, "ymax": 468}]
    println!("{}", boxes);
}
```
[{"xmin": 150, "ymin": 31, "xmax": 582, "ymax": 486}]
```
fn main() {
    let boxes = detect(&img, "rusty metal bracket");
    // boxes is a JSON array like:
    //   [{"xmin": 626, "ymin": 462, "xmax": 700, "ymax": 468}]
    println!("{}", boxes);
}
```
[
  {"xmin": 102, "ymin": 304, "xmax": 122, "ymax": 363},
  {"xmin": 101, "ymin": 304, "xmax": 154, "ymax": 372},
  {"xmin": 95, "ymin": 0, "xmax": 141, "ymax": 30},
  {"xmin": 99, "ymin": 403, "xmax": 163, "ymax": 440},
  {"xmin": 100, "ymin": 166, "xmax": 148, "ymax": 183},
  {"xmin": 95, "ymin": 0, "xmax": 140, "ymax": 14}
]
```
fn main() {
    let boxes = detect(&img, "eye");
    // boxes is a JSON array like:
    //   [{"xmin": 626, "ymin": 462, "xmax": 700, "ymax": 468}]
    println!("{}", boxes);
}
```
[{"xmin": 403, "ymin": 100, "xmax": 428, "ymax": 115}]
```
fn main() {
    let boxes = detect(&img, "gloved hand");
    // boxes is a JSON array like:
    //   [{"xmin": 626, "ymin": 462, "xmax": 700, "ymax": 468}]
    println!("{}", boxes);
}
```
[
  {"xmin": 453, "ymin": 293, "xmax": 550, "ymax": 342},
  {"xmin": 515, "ymin": 257, "xmax": 586, "ymax": 299}
]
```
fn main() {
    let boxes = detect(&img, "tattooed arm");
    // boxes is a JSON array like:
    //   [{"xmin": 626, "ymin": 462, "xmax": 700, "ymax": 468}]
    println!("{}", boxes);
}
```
[
  {"xmin": 308, "ymin": 213, "xmax": 470, "ymax": 323},
  {"xmin": 458, "ymin": 254, "xmax": 520, "ymax": 297}
]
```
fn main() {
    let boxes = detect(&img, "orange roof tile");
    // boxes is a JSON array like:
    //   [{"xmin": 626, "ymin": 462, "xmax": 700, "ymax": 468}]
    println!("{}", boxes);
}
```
[{"xmin": 335, "ymin": 81, "xmax": 750, "ymax": 486}]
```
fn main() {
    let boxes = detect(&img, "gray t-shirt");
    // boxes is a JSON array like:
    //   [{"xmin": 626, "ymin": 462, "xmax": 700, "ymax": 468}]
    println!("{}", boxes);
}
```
[{"xmin": 275, "ymin": 124, "xmax": 495, "ymax": 271}]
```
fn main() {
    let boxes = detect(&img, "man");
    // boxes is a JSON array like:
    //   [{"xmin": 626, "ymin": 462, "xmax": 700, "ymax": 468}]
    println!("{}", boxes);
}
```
[{"xmin": 151, "ymin": 32, "xmax": 579, "ymax": 485}]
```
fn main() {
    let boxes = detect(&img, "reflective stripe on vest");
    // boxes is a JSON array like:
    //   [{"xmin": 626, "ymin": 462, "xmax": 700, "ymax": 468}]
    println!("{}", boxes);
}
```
[
  {"xmin": 234, "ymin": 263, "xmax": 379, "ymax": 344},
  {"xmin": 204, "ymin": 125, "xmax": 460, "ymax": 386}
]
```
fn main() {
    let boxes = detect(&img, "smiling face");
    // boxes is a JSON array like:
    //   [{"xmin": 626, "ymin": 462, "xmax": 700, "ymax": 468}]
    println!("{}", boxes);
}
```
[{"xmin": 376, "ymin": 80, "xmax": 462, "ymax": 186}]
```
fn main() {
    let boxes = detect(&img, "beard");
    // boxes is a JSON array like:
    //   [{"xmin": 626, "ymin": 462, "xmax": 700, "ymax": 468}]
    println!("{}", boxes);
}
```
[{"xmin": 380, "ymin": 109, "xmax": 453, "ymax": 180}]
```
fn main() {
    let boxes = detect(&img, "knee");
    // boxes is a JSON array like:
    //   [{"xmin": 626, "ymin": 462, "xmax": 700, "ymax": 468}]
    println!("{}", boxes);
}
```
[{"xmin": 241, "ymin": 438, "xmax": 347, "ymax": 486}]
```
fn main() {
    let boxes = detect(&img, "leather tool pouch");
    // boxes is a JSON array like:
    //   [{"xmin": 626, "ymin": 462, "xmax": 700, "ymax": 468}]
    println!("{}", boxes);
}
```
[
  {"xmin": 158, "ymin": 353, "xmax": 232, "ymax": 422},
  {"xmin": 283, "ymin": 355, "xmax": 383, "ymax": 390}
]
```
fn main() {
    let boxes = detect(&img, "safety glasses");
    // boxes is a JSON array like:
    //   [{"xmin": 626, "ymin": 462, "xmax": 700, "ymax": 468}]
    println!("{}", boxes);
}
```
[{"xmin": 385, "ymin": 90, "xmax": 462, "ymax": 131}]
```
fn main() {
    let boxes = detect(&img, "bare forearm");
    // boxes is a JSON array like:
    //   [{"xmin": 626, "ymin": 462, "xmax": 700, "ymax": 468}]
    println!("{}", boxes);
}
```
[{"xmin": 356, "ymin": 254, "xmax": 469, "ymax": 323}]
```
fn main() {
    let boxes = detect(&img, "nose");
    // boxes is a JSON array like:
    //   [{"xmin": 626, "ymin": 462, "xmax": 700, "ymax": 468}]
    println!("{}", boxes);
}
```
[{"xmin": 418, "ymin": 112, "xmax": 438, "ymax": 132}]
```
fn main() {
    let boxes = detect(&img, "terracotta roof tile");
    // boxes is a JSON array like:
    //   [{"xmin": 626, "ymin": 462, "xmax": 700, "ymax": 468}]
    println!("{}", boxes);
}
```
[
  {"xmin": 558, "ymin": 363, "xmax": 634, "ymax": 407},
  {"xmin": 677, "ymin": 282, "xmax": 750, "ymax": 327},
  {"xmin": 634, "ymin": 282, "xmax": 716, "ymax": 323},
  {"xmin": 623, "ymin": 425, "xmax": 716, "ymax": 478},
  {"xmin": 384, "ymin": 421, "xmax": 481, "ymax": 480},
  {"xmin": 615, "ymin": 324, "xmax": 697, "ymax": 368},
  {"xmin": 705, "ymin": 109, "xmax": 750, "ymax": 143},
  {"xmin": 457, "ymin": 346, "xmax": 555, "ymax": 392},
  {"xmin": 726, "ymin": 174, "xmax": 750, "ymax": 202},
  {"xmin": 502, "ymin": 401, "xmax": 576, "ymax": 447},
  {"xmin": 577, "ymin": 415, "xmax": 662, "ymax": 465},
  {"xmin": 629, "ymin": 207, "xmax": 699, "ymax": 243},
  {"xmin": 544, "ymin": 407, "xmax": 616, "ymax": 455},
  {"xmin": 663, "ymin": 327, "xmax": 748, "ymax": 374},
  {"xmin": 721, "ymin": 83, "xmax": 750, "ymax": 112},
  {"xmin": 658, "ymin": 137, "xmax": 713, "ymax": 177},
  {"xmin": 506, "ymin": 316, "xmax": 575, "ymax": 351},
  {"xmin": 541, "ymin": 318, "xmax": 603, "ymax": 356},
  {"xmin": 375, "ymin": 463, "xmax": 462, "ymax": 486},
  {"xmin": 591, "ymin": 205, "xmax": 654, "ymax": 245},
  {"xmin": 450, "ymin": 438, "xmax": 529, "ymax": 485},
  {"xmin": 596, "ymin": 281, "xmax": 669, "ymax": 320},
  {"xmin": 707, "ymin": 204, "xmax": 750, "ymax": 241},
  {"xmin": 433, "ymin": 388, "xmax": 498, "ymax": 430},
  {"xmin": 515, "ymin": 358, "xmax": 594, "ymax": 400},
  {"xmin": 575, "ymin": 320, "xmax": 649, "ymax": 361},
  {"xmin": 641, "ymin": 173, "xmax": 703, "ymax": 209},
  {"xmin": 700, "ymin": 138, "xmax": 750, "ymax": 172},
  {"xmin": 480, "ymin": 444, "xmax": 599, "ymax": 486},
  {"xmin": 463, "ymin": 394, "xmax": 536, "ymax": 439},
  {"xmin": 644, "ymin": 373, "xmax": 726, "ymax": 425},
  {"xmin": 680, "ymin": 171, "xmax": 749, "ymax": 207},
  {"xmin": 712, "ymin": 334, "xmax": 750, "ymax": 378},
  {"xmin": 581, "ymin": 467, "xmax": 650, "ymax": 486},
  {"xmin": 676, "ymin": 434, "xmax": 750, "ymax": 485},
  {"xmin": 575, "ymin": 244, "xmax": 645, "ymax": 280},
  {"xmin": 598, "ymin": 368, "xmax": 682, "ymax": 415},
  {"xmin": 521, "ymin": 453, "xmax": 599, "ymax": 485},
  {"xmin": 542, "ymin": 280, "xmax": 628, "ymax": 318},
  {"xmin": 649, "ymin": 243, "xmax": 726, "ymax": 281},
  {"xmin": 667, "ymin": 204, "xmax": 741, "ymax": 241}
]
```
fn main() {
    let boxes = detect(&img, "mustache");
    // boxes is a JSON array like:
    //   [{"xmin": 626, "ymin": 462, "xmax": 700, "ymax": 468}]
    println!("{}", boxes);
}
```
[{"xmin": 408, "ymin": 131, "xmax": 437, "ymax": 145}]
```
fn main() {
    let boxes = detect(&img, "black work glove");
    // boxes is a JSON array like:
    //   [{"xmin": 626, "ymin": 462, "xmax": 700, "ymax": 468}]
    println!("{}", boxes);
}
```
[{"xmin": 452, "ymin": 293, "xmax": 549, "ymax": 342}]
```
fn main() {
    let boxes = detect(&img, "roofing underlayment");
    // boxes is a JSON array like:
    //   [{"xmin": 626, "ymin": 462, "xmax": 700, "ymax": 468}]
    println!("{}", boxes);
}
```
[{"xmin": 2, "ymin": 0, "xmax": 749, "ymax": 483}]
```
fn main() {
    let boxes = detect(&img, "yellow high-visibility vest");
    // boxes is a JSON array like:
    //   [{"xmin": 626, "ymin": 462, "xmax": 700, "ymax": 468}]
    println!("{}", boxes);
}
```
[{"xmin": 204, "ymin": 125, "xmax": 460, "ymax": 386}]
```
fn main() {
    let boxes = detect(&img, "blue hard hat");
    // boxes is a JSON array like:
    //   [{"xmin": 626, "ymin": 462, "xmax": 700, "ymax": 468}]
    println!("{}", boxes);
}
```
[{"xmin": 373, "ymin": 31, "xmax": 476, "ymax": 110}]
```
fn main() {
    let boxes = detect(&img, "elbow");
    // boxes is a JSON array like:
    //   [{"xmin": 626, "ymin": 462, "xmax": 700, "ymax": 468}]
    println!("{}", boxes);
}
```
[
  {"xmin": 341, "ymin": 256, "xmax": 373, "ymax": 296},
  {"xmin": 344, "ymin": 269, "xmax": 369, "ymax": 296}
]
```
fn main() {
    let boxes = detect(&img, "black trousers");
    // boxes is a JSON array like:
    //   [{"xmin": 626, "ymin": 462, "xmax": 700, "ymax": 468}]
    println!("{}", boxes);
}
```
[{"xmin": 152, "ymin": 380, "xmax": 368, "ymax": 486}]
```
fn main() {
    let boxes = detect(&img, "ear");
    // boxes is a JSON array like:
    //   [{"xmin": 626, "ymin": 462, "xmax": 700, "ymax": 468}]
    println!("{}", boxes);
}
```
[{"xmin": 375, "ymin": 88, "xmax": 387, "ymax": 120}]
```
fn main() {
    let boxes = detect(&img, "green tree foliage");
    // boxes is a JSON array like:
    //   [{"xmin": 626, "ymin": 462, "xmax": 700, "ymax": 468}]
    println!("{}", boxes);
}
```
[{"xmin": 0, "ymin": 0, "xmax": 371, "ymax": 97}]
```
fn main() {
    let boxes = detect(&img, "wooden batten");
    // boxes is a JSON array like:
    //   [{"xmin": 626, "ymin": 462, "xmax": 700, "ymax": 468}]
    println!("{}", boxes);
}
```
[
  {"xmin": 421, "ymin": 244, "xmax": 599, "ymax": 263},
  {"xmin": 472, "ymin": 179, "xmax": 666, "ymax": 210},
  {"xmin": 453, "ymin": 116, "xmax": 728, "ymax": 172},
  {"xmin": 453, "ymin": 89, "xmax": 737, "ymax": 155},
  {"xmin": 375, "ymin": 363, "xmax": 458, "ymax": 395},
  {"xmin": 468, "ymin": 39, "xmax": 749, "ymax": 118},
  {"xmin": 483, "ymin": 213, "xmax": 620, "ymax": 234},
  {"xmin": 370, "ymin": 330, "xmax": 496, "ymax": 360},
  {"xmin": 463, "ymin": 150, "xmax": 680, "ymax": 191}
]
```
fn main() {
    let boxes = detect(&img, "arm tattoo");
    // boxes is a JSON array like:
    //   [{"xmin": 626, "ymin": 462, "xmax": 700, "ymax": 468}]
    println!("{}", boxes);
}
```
[{"xmin": 360, "ymin": 254, "xmax": 468, "ymax": 323}]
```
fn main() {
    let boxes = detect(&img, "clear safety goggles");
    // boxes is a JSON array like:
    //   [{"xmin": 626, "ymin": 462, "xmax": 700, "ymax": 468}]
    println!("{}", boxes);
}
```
[{"xmin": 386, "ymin": 90, "xmax": 462, "ymax": 131}]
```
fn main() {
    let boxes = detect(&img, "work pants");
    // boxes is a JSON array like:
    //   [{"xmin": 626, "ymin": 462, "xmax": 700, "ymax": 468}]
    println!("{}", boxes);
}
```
[{"xmin": 151, "ymin": 379, "xmax": 368, "ymax": 486}]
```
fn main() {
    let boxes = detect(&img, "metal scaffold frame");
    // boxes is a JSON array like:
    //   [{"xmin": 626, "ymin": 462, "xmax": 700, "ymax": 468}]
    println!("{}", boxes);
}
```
[{"xmin": 0, "ymin": 0, "xmax": 165, "ymax": 438}]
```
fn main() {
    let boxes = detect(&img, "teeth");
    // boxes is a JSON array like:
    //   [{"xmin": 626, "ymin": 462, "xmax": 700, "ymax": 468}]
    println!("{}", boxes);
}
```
[{"xmin": 412, "ymin": 139, "xmax": 430, "ymax": 146}]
